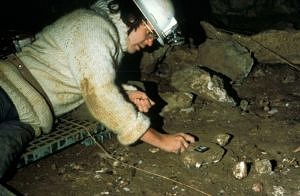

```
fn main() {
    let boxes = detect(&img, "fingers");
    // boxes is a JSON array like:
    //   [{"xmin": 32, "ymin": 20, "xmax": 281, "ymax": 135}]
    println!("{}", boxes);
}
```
[
  {"xmin": 135, "ymin": 97, "xmax": 155, "ymax": 112},
  {"xmin": 135, "ymin": 99, "xmax": 149, "ymax": 112},
  {"xmin": 156, "ymin": 133, "xmax": 195, "ymax": 154},
  {"xmin": 179, "ymin": 133, "xmax": 196, "ymax": 143},
  {"xmin": 185, "ymin": 135, "xmax": 196, "ymax": 143},
  {"xmin": 128, "ymin": 91, "xmax": 155, "ymax": 113},
  {"xmin": 179, "ymin": 139, "xmax": 189, "ymax": 153},
  {"xmin": 149, "ymin": 98, "xmax": 155, "ymax": 106},
  {"xmin": 176, "ymin": 133, "xmax": 196, "ymax": 153}
]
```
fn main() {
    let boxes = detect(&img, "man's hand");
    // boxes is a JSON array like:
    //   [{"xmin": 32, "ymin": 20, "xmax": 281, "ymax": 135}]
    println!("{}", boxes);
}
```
[
  {"xmin": 140, "ymin": 128, "xmax": 196, "ymax": 153},
  {"xmin": 127, "ymin": 90, "xmax": 155, "ymax": 113},
  {"xmin": 156, "ymin": 133, "xmax": 196, "ymax": 153}
]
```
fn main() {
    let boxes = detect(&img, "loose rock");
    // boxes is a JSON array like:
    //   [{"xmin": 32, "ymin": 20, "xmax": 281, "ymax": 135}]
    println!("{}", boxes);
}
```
[
  {"xmin": 254, "ymin": 159, "xmax": 273, "ymax": 174},
  {"xmin": 252, "ymin": 183, "xmax": 263, "ymax": 192},
  {"xmin": 180, "ymin": 142, "xmax": 225, "ymax": 168},
  {"xmin": 232, "ymin": 161, "xmax": 248, "ymax": 179},
  {"xmin": 215, "ymin": 133, "xmax": 232, "ymax": 146}
]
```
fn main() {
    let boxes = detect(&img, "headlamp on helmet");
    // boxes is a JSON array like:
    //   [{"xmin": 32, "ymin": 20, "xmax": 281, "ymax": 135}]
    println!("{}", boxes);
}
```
[{"xmin": 133, "ymin": 0, "xmax": 184, "ymax": 45}]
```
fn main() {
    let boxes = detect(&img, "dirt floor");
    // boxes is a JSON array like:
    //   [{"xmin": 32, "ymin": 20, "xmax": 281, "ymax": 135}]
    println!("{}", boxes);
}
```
[{"xmin": 6, "ymin": 60, "xmax": 300, "ymax": 195}]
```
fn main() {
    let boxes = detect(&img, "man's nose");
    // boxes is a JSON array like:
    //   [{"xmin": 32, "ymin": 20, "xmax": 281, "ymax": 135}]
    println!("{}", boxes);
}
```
[{"xmin": 145, "ymin": 38, "xmax": 154, "ymax": 47}]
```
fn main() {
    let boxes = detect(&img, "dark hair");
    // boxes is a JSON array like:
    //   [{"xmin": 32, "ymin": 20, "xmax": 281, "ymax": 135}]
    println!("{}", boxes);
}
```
[{"xmin": 108, "ymin": 0, "xmax": 145, "ymax": 34}]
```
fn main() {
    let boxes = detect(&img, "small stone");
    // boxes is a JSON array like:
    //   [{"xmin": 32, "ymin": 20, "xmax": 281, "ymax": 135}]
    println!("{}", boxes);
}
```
[
  {"xmin": 96, "ymin": 168, "xmax": 112, "ymax": 174},
  {"xmin": 94, "ymin": 174, "xmax": 102, "ymax": 179},
  {"xmin": 232, "ymin": 161, "xmax": 248, "ymax": 179},
  {"xmin": 195, "ymin": 162, "xmax": 202, "ymax": 168},
  {"xmin": 252, "ymin": 183, "xmax": 263, "ymax": 192},
  {"xmin": 263, "ymin": 105, "xmax": 270, "ymax": 112},
  {"xmin": 267, "ymin": 108, "xmax": 278, "ymax": 115},
  {"xmin": 215, "ymin": 133, "xmax": 232, "ymax": 146},
  {"xmin": 254, "ymin": 159, "xmax": 272, "ymax": 174},
  {"xmin": 112, "ymin": 160, "xmax": 121, "ymax": 167},
  {"xmin": 159, "ymin": 91, "xmax": 194, "ymax": 116},
  {"xmin": 138, "ymin": 160, "xmax": 143, "ymax": 164},
  {"xmin": 149, "ymin": 147, "xmax": 160, "ymax": 153},
  {"xmin": 70, "ymin": 163, "xmax": 83, "ymax": 170},
  {"xmin": 239, "ymin": 99, "xmax": 249, "ymax": 111},
  {"xmin": 272, "ymin": 186, "xmax": 287, "ymax": 195}
]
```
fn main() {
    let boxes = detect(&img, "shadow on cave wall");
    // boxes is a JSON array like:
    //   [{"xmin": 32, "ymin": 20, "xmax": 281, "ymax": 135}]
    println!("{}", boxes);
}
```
[
  {"xmin": 2, "ymin": 0, "xmax": 300, "ymax": 36},
  {"xmin": 172, "ymin": 0, "xmax": 212, "ymax": 46},
  {"xmin": 0, "ymin": 0, "xmax": 95, "ymax": 33},
  {"xmin": 0, "ymin": 0, "xmax": 212, "ymax": 47}
]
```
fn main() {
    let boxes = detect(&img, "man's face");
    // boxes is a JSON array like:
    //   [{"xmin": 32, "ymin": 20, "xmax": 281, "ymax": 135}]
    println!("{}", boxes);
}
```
[{"xmin": 127, "ymin": 20, "xmax": 158, "ymax": 54}]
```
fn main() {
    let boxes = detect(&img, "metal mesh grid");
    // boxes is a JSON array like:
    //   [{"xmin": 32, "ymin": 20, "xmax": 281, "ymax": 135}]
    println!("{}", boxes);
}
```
[{"xmin": 18, "ymin": 114, "xmax": 113, "ymax": 167}]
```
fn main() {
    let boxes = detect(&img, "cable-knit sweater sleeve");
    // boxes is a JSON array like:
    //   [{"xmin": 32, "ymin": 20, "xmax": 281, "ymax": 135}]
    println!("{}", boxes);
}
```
[{"xmin": 67, "ymin": 10, "xmax": 150, "ymax": 145}]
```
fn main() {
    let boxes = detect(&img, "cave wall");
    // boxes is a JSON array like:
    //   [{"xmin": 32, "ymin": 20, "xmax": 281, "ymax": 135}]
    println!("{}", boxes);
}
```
[{"xmin": 1, "ymin": 0, "xmax": 299, "ymax": 43}]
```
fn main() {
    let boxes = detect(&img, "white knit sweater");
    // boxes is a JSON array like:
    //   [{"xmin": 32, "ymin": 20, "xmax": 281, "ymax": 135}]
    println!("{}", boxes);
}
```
[{"xmin": 0, "ymin": 5, "xmax": 150, "ymax": 145}]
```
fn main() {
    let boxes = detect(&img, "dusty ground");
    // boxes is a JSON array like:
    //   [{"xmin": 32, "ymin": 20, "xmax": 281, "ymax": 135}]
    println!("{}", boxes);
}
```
[{"xmin": 6, "ymin": 59, "xmax": 300, "ymax": 195}]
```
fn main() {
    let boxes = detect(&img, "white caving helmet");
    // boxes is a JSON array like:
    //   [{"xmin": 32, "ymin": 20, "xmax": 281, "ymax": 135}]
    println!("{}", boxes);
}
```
[{"xmin": 132, "ymin": 0, "xmax": 184, "ymax": 45}]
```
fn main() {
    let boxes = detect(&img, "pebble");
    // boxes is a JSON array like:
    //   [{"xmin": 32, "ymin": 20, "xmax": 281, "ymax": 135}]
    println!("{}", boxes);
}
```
[
  {"xmin": 239, "ymin": 99, "xmax": 249, "ymax": 111},
  {"xmin": 232, "ymin": 161, "xmax": 248, "ymax": 179},
  {"xmin": 149, "ymin": 147, "xmax": 160, "ymax": 153},
  {"xmin": 252, "ymin": 183, "xmax": 263, "ymax": 192},
  {"xmin": 254, "ymin": 159, "xmax": 272, "ymax": 174},
  {"xmin": 215, "ymin": 133, "xmax": 232, "ymax": 146},
  {"xmin": 272, "ymin": 186, "xmax": 287, "ymax": 195},
  {"xmin": 268, "ymin": 108, "xmax": 278, "ymax": 115}
]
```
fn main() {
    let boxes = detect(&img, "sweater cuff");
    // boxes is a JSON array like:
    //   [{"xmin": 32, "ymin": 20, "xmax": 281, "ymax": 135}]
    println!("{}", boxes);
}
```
[
  {"xmin": 117, "ymin": 112, "xmax": 150, "ymax": 145},
  {"xmin": 121, "ymin": 84, "xmax": 138, "ymax": 91}
]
